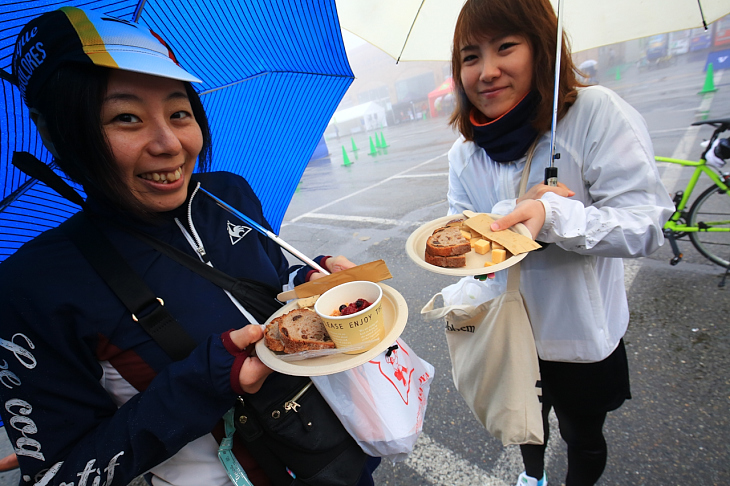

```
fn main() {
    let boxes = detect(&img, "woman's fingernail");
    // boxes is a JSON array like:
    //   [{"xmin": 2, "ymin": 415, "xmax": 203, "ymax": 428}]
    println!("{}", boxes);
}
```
[{"xmin": 490, "ymin": 223, "xmax": 499, "ymax": 231}]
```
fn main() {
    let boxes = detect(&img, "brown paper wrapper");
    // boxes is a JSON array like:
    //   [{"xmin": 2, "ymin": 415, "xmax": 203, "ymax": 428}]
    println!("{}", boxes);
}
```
[
  {"xmin": 278, "ymin": 260, "xmax": 392, "ymax": 300},
  {"xmin": 464, "ymin": 213, "xmax": 541, "ymax": 255}
]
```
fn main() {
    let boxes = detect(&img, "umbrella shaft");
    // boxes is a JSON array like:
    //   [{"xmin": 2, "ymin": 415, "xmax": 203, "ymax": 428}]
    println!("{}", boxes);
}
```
[
  {"xmin": 548, "ymin": 0, "xmax": 565, "ymax": 181},
  {"xmin": 198, "ymin": 188, "xmax": 330, "ymax": 275}
]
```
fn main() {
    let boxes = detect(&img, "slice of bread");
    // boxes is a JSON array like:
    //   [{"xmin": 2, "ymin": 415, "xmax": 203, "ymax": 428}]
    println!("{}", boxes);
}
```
[
  {"xmin": 426, "ymin": 226, "xmax": 471, "ymax": 257},
  {"xmin": 264, "ymin": 320, "xmax": 285, "ymax": 352},
  {"xmin": 425, "ymin": 252, "xmax": 467, "ymax": 268},
  {"xmin": 277, "ymin": 309, "xmax": 335, "ymax": 354}
]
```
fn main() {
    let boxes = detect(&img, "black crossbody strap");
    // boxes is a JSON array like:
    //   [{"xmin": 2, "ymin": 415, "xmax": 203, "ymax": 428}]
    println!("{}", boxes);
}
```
[
  {"xmin": 63, "ymin": 213, "xmax": 198, "ymax": 361},
  {"xmin": 122, "ymin": 226, "xmax": 283, "ymax": 323}
]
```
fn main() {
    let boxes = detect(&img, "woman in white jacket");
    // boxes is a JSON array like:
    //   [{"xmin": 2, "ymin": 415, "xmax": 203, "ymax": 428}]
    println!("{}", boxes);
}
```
[{"xmin": 447, "ymin": 1, "xmax": 674, "ymax": 485}]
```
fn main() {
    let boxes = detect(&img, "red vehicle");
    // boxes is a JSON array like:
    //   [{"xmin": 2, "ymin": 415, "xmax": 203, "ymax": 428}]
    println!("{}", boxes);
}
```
[{"xmin": 714, "ymin": 15, "xmax": 730, "ymax": 47}]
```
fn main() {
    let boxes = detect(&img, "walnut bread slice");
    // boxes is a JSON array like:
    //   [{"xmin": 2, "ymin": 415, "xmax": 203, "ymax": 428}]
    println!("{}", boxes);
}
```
[
  {"xmin": 277, "ymin": 308, "xmax": 335, "ymax": 354},
  {"xmin": 264, "ymin": 319, "xmax": 285, "ymax": 352},
  {"xmin": 426, "ymin": 226, "xmax": 471, "ymax": 257}
]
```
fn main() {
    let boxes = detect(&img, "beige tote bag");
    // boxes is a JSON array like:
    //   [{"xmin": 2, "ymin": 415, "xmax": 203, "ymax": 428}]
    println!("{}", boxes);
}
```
[
  {"xmin": 421, "ymin": 264, "xmax": 543, "ymax": 445},
  {"xmin": 420, "ymin": 142, "xmax": 543, "ymax": 446}
]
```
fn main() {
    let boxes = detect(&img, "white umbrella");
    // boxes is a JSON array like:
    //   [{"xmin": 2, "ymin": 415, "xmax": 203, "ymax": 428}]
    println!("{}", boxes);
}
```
[
  {"xmin": 336, "ymin": 0, "xmax": 729, "ymax": 182},
  {"xmin": 336, "ymin": 0, "xmax": 730, "ymax": 62}
]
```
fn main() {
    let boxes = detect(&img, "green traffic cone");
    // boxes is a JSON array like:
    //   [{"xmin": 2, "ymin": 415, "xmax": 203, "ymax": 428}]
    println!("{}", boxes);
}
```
[
  {"xmin": 368, "ymin": 136, "xmax": 377, "ymax": 156},
  {"xmin": 342, "ymin": 146, "xmax": 352, "ymax": 166},
  {"xmin": 379, "ymin": 131, "xmax": 388, "ymax": 148},
  {"xmin": 374, "ymin": 133, "xmax": 382, "ymax": 149},
  {"xmin": 351, "ymin": 137, "xmax": 359, "ymax": 152},
  {"xmin": 699, "ymin": 62, "xmax": 718, "ymax": 94}
]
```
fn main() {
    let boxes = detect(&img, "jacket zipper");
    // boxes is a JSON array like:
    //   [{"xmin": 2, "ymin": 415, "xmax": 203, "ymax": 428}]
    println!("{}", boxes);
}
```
[
  {"xmin": 180, "ymin": 183, "xmax": 207, "ymax": 261},
  {"xmin": 175, "ymin": 183, "xmax": 259, "ymax": 325}
]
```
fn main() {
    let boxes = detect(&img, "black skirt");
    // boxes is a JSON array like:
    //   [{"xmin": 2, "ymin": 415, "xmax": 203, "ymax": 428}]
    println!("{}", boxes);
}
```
[{"xmin": 539, "ymin": 339, "xmax": 631, "ymax": 414}]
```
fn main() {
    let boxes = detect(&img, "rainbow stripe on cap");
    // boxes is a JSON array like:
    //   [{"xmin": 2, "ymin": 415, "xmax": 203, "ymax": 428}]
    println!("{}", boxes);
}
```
[{"xmin": 59, "ymin": 7, "xmax": 200, "ymax": 83}]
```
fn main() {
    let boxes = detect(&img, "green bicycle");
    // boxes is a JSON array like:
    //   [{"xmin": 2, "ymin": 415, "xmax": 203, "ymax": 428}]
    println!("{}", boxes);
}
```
[{"xmin": 655, "ymin": 118, "xmax": 730, "ymax": 286}]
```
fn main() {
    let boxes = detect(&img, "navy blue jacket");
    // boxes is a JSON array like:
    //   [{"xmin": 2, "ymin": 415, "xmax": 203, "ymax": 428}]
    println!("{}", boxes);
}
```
[{"xmin": 0, "ymin": 172, "xmax": 320, "ymax": 485}]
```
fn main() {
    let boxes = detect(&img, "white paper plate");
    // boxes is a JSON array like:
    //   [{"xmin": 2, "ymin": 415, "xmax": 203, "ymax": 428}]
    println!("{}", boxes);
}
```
[
  {"xmin": 255, "ymin": 283, "xmax": 408, "ymax": 376},
  {"xmin": 405, "ymin": 213, "xmax": 533, "ymax": 276}
]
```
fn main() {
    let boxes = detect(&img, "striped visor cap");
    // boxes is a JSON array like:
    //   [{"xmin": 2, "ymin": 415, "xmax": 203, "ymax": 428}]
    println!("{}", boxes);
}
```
[{"xmin": 12, "ymin": 7, "xmax": 201, "ymax": 107}]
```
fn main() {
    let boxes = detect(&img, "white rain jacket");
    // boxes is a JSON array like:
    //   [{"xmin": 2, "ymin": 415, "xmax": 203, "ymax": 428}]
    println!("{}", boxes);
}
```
[{"xmin": 447, "ymin": 85, "xmax": 674, "ymax": 362}]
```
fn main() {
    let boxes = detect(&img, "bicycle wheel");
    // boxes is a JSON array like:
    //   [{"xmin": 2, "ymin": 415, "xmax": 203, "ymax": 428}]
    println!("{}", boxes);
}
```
[{"xmin": 688, "ymin": 184, "xmax": 730, "ymax": 268}]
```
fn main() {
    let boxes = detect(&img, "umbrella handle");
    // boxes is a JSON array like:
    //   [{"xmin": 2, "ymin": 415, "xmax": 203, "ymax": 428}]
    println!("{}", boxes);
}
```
[{"xmin": 198, "ymin": 188, "xmax": 330, "ymax": 275}]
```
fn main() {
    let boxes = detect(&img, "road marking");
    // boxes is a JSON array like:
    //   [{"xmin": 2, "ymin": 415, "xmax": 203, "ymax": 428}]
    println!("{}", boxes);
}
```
[
  {"xmin": 404, "ymin": 412, "xmax": 560, "ymax": 485},
  {"xmin": 289, "ymin": 153, "xmax": 448, "ymax": 223},
  {"xmin": 391, "ymin": 173, "xmax": 449, "ymax": 179},
  {"xmin": 292, "ymin": 213, "xmax": 415, "ymax": 226},
  {"xmin": 660, "ymin": 70, "xmax": 724, "ymax": 193}
]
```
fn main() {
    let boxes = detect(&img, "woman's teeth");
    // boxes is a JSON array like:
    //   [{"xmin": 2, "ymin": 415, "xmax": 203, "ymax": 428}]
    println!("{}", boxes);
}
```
[{"xmin": 140, "ymin": 168, "xmax": 182, "ymax": 184}]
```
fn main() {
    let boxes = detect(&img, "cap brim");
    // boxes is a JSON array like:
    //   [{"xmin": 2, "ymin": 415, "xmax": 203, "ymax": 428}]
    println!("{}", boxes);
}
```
[{"xmin": 88, "ymin": 49, "xmax": 202, "ymax": 83}]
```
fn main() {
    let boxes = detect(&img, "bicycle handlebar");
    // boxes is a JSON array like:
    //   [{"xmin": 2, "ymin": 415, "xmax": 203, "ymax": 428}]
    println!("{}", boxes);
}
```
[{"xmin": 690, "ymin": 117, "xmax": 730, "ymax": 160}]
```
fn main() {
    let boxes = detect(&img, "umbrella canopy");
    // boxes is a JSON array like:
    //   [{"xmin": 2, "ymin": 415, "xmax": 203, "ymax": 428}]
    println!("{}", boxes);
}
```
[
  {"xmin": 335, "ymin": 0, "xmax": 730, "ymax": 62},
  {"xmin": 0, "ymin": 0, "xmax": 353, "ymax": 262}
]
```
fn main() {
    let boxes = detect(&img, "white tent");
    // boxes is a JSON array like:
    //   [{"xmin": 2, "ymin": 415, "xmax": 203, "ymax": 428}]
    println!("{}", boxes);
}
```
[{"xmin": 330, "ymin": 101, "xmax": 387, "ymax": 135}]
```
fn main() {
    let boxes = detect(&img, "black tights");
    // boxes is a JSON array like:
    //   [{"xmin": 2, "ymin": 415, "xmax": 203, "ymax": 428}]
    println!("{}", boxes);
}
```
[{"xmin": 520, "ymin": 396, "xmax": 608, "ymax": 486}]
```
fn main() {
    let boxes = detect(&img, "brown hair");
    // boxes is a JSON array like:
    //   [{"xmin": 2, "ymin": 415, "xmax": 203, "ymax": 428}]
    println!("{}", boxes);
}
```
[{"xmin": 449, "ymin": 0, "xmax": 583, "ymax": 140}]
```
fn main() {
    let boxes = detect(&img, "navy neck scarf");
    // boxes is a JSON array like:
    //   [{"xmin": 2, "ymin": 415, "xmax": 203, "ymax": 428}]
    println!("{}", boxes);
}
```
[{"xmin": 471, "ymin": 90, "xmax": 540, "ymax": 163}]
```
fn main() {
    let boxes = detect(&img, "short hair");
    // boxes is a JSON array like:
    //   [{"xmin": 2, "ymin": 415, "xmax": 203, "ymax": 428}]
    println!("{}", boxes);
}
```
[
  {"xmin": 33, "ymin": 63, "xmax": 212, "ymax": 218},
  {"xmin": 449, "ymin": 0, "xmax": 583, "ymax": 140}
]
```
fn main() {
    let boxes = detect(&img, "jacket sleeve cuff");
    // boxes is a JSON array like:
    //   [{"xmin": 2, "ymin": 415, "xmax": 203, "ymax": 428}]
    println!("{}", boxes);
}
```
[
  {"xmin": 221, "ymin": 329, "xmax": 249, "ymax": 396},
  {"xmin": 294, "ymin": 255, "xmax": 331, "ymax": 285}
]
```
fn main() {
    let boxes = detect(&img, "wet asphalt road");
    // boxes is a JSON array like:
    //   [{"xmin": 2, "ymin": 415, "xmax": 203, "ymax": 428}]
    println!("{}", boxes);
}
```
[{"xmin": 1, "ymin": 53, "xmax": 728, "ymax": 486}]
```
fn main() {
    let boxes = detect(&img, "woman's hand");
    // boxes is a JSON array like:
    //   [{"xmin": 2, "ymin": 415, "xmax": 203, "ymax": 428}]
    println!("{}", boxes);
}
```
[
  {"xmin": 517, "ymin": 182, "xmax": 574, "ymax": 204},
  {"xmin": 491, "ymin": 199, "xmax": 546, "ymax": 239},
  {"xmin": 309, "ymin": 255, "xmax": 356, "ymax": 281},
  {"xmin": 229, "ymin": 325, "xmax": 273, "ymax": 394}
]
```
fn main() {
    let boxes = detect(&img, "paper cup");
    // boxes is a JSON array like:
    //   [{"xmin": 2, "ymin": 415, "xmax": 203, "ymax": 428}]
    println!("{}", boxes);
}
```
[{"xmin": 314, "ymin": 281, "xmax": 385, "ymax": 354}]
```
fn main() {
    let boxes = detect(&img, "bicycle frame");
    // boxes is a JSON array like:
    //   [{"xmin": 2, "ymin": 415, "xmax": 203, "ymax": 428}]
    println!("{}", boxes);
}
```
[{"xmin": 655, "ymin": 156, "xmax": 730, "ymax": 233}]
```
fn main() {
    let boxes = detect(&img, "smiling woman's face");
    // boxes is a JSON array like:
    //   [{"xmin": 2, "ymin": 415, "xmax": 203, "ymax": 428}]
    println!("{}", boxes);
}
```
[
  {"xmin": 101, "ymin": 70, "xmax": 203, "ymax": 213},
  {"xmin": 459, "ymin": 33, "xmax": 534, "ymax": 120}
]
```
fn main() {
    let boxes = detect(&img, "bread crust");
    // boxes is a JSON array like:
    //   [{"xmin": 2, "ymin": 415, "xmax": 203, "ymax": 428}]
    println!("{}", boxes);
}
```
[
  {"xmin": 424, "ymin": 252, "xmax": 467, "ymax": 268},
  {"xmin": 277, "ymin": 308, "xmax": 335, "ymax": 354},
  {"xmin": 426, "ymin": 227, "xmax": 471, "ymax": 257},
  {"xmin": 264, "ymin": 319, "xmax": 285, "ymax": 352}
]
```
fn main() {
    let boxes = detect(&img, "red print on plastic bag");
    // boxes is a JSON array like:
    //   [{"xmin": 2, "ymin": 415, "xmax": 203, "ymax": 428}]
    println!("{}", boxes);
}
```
[{"xmin": 368, "ymin": 343, "xmax": 414, "ymax": 404}]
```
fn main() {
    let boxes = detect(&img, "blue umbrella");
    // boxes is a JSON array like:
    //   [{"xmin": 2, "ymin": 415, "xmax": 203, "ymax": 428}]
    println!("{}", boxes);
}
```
[{"xmin": 0, "ymin": 0, "xmax": 353, "ymax": 263}]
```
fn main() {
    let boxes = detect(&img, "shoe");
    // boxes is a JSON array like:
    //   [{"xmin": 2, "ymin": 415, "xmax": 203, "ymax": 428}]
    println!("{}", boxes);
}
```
[{"xmin": 516, "ymin": 471, "xmax": 547, "ymax": 486}]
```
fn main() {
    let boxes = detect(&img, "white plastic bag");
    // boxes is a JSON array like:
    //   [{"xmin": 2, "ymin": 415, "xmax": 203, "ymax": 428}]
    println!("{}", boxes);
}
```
[
  {"xmin": 440, "ymin": 275, "xmax": 505, "ymax": 307},
  {"xmin": 311, "ymin": 339, "xmax": 435, "ymax": 463}
]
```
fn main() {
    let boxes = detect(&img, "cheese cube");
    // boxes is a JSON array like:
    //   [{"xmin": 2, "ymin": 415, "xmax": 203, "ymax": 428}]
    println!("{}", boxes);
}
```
[
  {"xmin": 483, "ymin": 261, "xmax": 494, "ymax": 267},
  {"xmin": 460, "ymin": 230, "xmax": 472, "ymax": 240},
  {"xmin": 491, "ymin": 241, "xmax": 504, "ymax": 251},
  {"xmin": 473, "ymin": 239, "xmax": 491, "ymax": 255},
  {"xmin": 491, "ymin": 249, "xmax": 507, "ymax": 263}
]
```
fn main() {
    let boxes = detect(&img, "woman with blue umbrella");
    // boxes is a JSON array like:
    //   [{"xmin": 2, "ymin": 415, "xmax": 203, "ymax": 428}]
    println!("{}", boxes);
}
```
[{"xmin": 0, "ymin": 7, "xmax": 379, "ymax": 486}]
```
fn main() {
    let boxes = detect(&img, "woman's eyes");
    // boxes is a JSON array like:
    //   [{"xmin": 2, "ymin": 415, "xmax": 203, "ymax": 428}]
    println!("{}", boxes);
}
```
[
  {"xmin": 115, "ymin": 113, "xmax": 140, "ymax": 123},
  {"xmin": 171, "ymin": 110, "xmax": 193, "ymax": 120},
  {"xmin": 498, "ymin": 42, "xmax": 518, "ymax": 52},
  {"xmin": 112, "ymin": 111, "xmax": 192, "ymax": 122}
]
